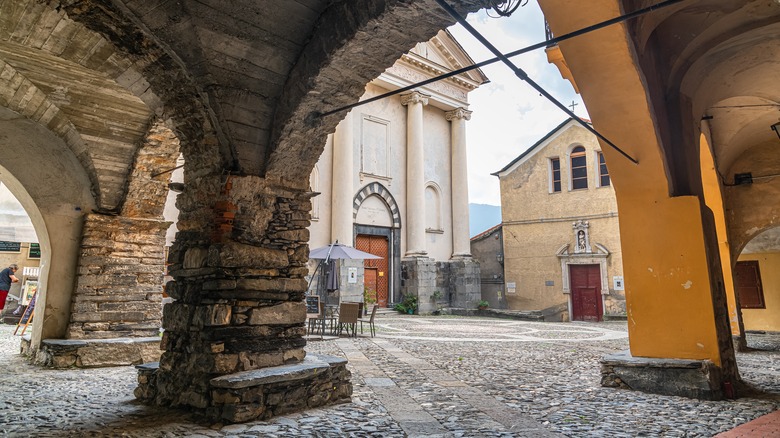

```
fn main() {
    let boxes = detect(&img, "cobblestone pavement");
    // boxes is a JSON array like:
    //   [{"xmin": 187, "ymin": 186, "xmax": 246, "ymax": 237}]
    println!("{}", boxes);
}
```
[{"xmin": 0, "ymin": 316, "xmax": 778, "ymax": 437}]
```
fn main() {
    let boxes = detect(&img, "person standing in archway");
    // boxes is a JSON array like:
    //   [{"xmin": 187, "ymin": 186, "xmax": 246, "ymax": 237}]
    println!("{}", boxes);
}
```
[{"xmin": 0, "ymin": 264, "xmax": 19, "ymax": 311}]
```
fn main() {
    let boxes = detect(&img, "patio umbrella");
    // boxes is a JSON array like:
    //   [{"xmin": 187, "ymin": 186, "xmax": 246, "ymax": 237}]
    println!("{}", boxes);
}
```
[{"xmin": 309, "ymin": 242, "xmax": 383, "ymax": 261}]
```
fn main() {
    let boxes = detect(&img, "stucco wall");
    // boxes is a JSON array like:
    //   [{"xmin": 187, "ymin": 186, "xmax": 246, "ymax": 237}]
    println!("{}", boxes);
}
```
[
  {"xmin": 737, "ymin": 252, "xmax": 780, "ymax": 332},
  {"xmin": 498, "ymin": 122, "xmax": 624, "ymax": 315},
  {"xmin": 309, "ymin": 81, "xmax": 458, "ymax": 260},
  {"xmin": 0, "ymin": 108, "xmax": 95, "ymax": 344}
]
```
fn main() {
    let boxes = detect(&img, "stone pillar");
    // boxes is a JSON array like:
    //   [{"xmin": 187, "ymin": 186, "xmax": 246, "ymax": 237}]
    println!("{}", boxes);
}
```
[
  {"xmin": 68, "ymin": 214, "xmax": 167, "ymax": 340},
  {"xmin": 139, "ymin": 170, "xmax": 351, "ymax": 421},
  {"xmin": 401, "ymin": 91, "xmax": 429, "ymax": 257},
  {"xmin": 446, "ymin": 108, "xmax": 472, "ymax": 258},
  {"xmin": 331, "ymin": 112, "xmax": 354, "ymax": 245}
]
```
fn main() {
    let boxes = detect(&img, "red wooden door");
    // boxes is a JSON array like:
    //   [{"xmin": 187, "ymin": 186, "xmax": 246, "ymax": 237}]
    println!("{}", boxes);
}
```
[
  {"xmin": 356, "ymin": 235, "xmax": 390, "ymax": 307},
  {"xmin": 570, "ymin": 264, "xmax": 603, "ymax": 322},
  {"xmin": 364, "ymin": 268, "xmax": 378, "ymax": 305},
  {"xmin": 734, "ymin": 261, "xmax": 765, "ymax": 308}
]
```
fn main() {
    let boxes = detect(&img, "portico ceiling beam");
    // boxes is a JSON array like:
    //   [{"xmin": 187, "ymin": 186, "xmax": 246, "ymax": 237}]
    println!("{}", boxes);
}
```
[{"xmin": 319, "ymin": 0, "xmax": 686, "ymax": 127}]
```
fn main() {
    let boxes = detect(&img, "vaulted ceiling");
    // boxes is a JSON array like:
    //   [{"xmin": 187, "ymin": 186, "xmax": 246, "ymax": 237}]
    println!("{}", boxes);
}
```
[{"xmin": 0, "ymin": 0, "xmax": 487, "ymax": 212}]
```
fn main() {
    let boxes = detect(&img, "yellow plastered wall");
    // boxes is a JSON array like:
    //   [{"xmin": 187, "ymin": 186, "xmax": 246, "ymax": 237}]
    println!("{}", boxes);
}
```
[
  {"xmin": 737, "ymin": 253, "xmax": 780, "ymax": 332},
  {"xmin": 498, "ymin": 123, "xmax": 624, "ymax": 314},
  {"xmin": 699, "ymin": 132, "xmax": 740, "ymax": 336},
  {"xmin": 540, "ymin": 0, "xmax": 724, "ymax": 365}
]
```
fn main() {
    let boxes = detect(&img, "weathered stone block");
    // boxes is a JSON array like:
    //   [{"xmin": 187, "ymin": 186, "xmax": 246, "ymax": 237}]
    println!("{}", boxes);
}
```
[
  {"xmin": 193, "ymin": 304, "xmax": 232, "ymax": 327},
  {"xmin": 203, "ymin": 279, "xmax": 238, "ymax": 290},
  {"xmin": 248, "ymin": 302, "xmax": 305, "ymax": 326},
  {"xmin": 183, "ymin": 247, "xmax": 209, "ymax": 269},
  {"xmin": 236, "ymin": 278, "xmax": 306, "ymax": 292},
  {"xmin": 208, "ymin": 242, "xmax": 288, "ymax": 269}
]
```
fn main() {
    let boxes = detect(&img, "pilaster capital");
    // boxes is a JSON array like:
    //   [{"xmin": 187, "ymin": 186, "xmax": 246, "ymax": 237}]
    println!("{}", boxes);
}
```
[
  {"xmin": 400, "ymin": 91, "xmax": 430, "ymax": 107},
  {"xmin": 445, "ymin": 107, "xmax": 472, "ymax": 122}
]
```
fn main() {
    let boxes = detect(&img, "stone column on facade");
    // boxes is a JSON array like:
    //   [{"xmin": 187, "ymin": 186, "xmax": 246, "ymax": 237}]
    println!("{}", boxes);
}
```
[
  {"xmin": 401, "ymin": 91, "xmax": 429, "ymax": 257},
  {"xmin": 446, "ymin": 107, "xmax": 472, "ymax": 258},
  {"xmin": 331, "ymin": 112, "xmax": 354, "ymax": 245}
]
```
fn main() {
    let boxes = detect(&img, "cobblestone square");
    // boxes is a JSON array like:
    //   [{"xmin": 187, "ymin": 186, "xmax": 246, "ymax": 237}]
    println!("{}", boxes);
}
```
[{"xmin": 0, "ymin": 316, "xmax": 777, "ymax": 437}]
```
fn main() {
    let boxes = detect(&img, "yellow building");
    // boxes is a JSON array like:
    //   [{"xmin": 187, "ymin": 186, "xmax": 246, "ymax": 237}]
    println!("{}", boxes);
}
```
[
  {"xmin": 540, "ymin": 0, "xmax": 780, "ymax": 399},
  {"xmin": 494, "ymin": 119, "xmax": 624, "ymax": 321}
]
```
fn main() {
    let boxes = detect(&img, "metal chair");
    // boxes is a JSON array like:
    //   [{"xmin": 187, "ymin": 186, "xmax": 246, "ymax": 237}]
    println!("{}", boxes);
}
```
[
  {"xmin": 358, "ymin": 304, "xmax": 377, "ymax": 337},
  {"xmin": 308, "ymin": 301, "xmax": 330, "ymax": 338},
  {"xmin": 337, "ymin": 302, "xmax": 360, "ymax": 337}
]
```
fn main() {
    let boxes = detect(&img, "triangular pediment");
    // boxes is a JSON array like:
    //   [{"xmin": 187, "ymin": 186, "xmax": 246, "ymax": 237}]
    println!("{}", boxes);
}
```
[{"xmin": 405, "ymin": 30, "xmax": 489, "ymax": 86}]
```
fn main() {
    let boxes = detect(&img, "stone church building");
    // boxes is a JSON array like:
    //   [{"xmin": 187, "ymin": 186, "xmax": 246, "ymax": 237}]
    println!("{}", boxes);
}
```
[
  {"xmin": 308, "ymin": 30, "xmax": 487, "ymax": 312},
  {"xmin": 493, "ymin": 118, "xmax": 625, "ymax": 321}
]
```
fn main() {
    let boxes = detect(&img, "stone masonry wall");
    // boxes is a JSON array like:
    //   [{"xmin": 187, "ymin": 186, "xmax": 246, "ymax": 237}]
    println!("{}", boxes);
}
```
[
  {"xmin": 403, "ymin": 258, "xmax": 482, "ymax": 313},
  {"xmin": 68, "ymin": 214, "xmax": 168, "ymax": 339},
  {"xmin": 149, "ymin": 174, "xmax": 314, "ymax": 410}
]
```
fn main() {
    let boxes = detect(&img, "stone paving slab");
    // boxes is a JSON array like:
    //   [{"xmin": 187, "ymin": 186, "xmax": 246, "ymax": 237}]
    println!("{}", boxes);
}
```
[{"xmin": 0, "ymin": 318, "xmax": 778, "ymax": 437}]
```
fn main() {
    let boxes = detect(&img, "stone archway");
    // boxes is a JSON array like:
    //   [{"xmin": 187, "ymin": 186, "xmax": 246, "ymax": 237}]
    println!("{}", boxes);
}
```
[{"xmin": 0, "ymin": 108, "xmax": 96, "ymax": 344}]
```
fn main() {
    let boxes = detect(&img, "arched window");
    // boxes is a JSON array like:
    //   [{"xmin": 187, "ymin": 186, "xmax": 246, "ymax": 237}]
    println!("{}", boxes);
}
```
[{"xmin": 570, "ymin": 146, "xmax": 588, "ymax": 190}]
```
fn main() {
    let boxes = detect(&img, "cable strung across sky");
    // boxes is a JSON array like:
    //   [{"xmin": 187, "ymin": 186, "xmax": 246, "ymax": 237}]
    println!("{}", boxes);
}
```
[{"xmin": 320, "ymin": 0, "xmax": 690, "ymax": 164}]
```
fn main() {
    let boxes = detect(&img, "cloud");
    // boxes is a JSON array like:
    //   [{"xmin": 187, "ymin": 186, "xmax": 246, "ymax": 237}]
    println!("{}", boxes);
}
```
[{"xmin": 448, "ymin": 1, "xmax": 589, "ymax": 205}]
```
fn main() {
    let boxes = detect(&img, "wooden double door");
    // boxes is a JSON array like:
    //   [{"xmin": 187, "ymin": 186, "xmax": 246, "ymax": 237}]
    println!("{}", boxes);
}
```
[
  {"xmin": 356, "ymin": 234, "xmax": 390, "ymax": 307},
  {"xmin": 570, "ymin": 264, "xmax": 603, "ymax": 322}
]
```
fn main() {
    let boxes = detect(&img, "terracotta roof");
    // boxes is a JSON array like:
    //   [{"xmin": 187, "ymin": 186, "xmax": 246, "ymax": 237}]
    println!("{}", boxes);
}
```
[{"xmin": 470, "ymin": 223, "xmax": 502, "ymax": 241}]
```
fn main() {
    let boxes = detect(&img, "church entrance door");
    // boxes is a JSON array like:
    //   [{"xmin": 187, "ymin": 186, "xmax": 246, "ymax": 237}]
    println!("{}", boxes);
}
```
[
  {"xmin": 570, "ymin": 264, "xmax": 602, "ymax": 322},
  {"xmin": 356, "ymin": 234, "xmax": 390, "ymax": 307},
  {"xmin": 364, "ymin": 268, "xmax": 378, "ymax": 306}
]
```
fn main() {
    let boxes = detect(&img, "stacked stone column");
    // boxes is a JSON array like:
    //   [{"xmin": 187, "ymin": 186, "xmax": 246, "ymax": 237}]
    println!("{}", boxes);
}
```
[
  {"xmin": 150, "ymin": 173, "xmax": 307, "ymax": 405},
  {"xmin": 138, "ymin": 165, "xmax": 351, "ymax": 420}
]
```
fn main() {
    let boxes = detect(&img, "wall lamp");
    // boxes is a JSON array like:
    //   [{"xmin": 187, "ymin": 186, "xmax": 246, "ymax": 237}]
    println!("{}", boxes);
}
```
[{"xmin": 772, "ymin": 122, "xmax": 780, "ymax": 141}]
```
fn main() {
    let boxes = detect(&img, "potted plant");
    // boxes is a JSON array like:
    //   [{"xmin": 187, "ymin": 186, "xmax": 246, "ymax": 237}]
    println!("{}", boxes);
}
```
[
  {"xmin": 477, "ymin": 300, "xmax": 489, "ymax": 310},
  {"xmin": 363, "ymin": 287, "xmax": 377, "ymax": 315},
  {"xmin": 394, "ymin": 294, "xmax": 418, "ymax": 315}
]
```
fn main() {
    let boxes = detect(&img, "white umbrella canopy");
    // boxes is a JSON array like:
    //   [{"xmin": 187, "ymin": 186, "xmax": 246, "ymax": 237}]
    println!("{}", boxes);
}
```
[{"xmin": 309, "ymin": 242, "xmax": 382, "ymax": 260}]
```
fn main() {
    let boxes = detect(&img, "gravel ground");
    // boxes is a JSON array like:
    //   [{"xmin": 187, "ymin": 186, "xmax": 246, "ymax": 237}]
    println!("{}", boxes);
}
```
[{"xmin": 0, "ymin": 317, "xmax": 777, "ymax": 437}]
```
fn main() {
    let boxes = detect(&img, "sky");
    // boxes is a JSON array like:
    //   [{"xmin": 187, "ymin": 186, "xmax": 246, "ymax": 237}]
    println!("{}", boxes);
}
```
[{"xmin": 447, "ymin": 1, "xmax": 589, "ymax": 206}]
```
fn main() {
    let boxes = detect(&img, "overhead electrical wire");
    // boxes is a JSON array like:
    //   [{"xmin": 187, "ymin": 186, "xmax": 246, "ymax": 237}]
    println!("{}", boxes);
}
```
[
  {"xmin": 434, "ymin": 0, "xmax": 639, "ymax": 164},
  {"xmin": 318, "ymin": 0, "xmax": 685, "ymax": 123}
]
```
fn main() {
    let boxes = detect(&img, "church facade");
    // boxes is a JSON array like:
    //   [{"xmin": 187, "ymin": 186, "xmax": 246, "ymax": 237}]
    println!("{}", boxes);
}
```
[
  {"xmin": 308, "ymin": 30, "xmax": 487, "ymax": 311},
  {"xmin": 493, "ymin": 119, "xmax": 626, "ymax": 321}
]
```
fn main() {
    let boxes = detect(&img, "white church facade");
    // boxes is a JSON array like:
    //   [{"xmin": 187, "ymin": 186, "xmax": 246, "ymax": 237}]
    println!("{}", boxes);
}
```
[{"xmin": 308, "ymin": 30, "xmax": 487, "ymax": 311}]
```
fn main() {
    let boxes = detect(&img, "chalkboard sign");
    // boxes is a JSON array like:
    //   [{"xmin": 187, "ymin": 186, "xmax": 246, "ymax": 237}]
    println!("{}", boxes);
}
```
[
  {"xmin": 305, "ymin": 295, "xmax": 320, "ymax": 315},
  {"xmin": 0, "ymin": 241, "xmax": 21, "ymax": 252},
  {"xmin": 28, "ymin": 243, "xmax": 40, "ymax": 259}
]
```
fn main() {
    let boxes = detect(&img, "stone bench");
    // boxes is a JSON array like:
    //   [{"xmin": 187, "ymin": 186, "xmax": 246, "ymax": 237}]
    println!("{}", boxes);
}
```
[
  {"xmin": 135, "ymin": 354, "xmax": 352, "ymax": 423},
  {"xmin": 600, "ymin": 350, "xmax": 725, "ymax": 400},
  {"xmin": 21, "ymin": 335, "xmax": 162, "ymax": 368}
]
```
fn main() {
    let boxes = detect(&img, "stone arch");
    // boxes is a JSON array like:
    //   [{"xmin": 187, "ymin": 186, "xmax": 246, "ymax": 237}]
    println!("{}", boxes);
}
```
[
  {"xmin": 265, "ymin": 0, "xmax": 488, "ymax": 186},
  {"xmin": 0, "ymin": 60, "xmax": 99, "ymax": 203},
  {"xmin": 0, "ymin": 106, "xmax": 96, "ymax": 345},
  {"xmin": 353, "ymin": 182, "xmax": 400, "ymax": 229}
]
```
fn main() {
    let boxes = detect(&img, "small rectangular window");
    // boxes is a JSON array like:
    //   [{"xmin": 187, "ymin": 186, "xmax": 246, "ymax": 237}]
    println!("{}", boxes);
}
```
[
  {"xmin": 735, "ymin": 261, "xmax": 765, "ymax": 309},
  {"xmin": 598, "ymin": 152, "xmax": 610, "ymax": 187},
  {"xmin": 550, "ymin": 158, "xmax": 561, "ymax": 193}
]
